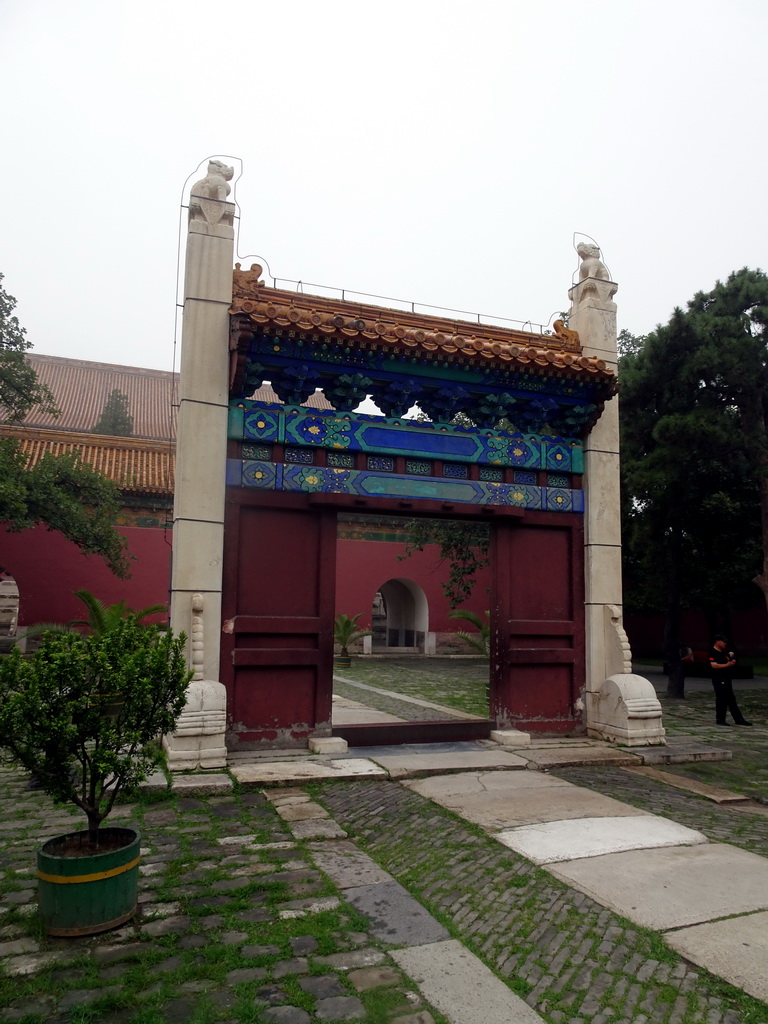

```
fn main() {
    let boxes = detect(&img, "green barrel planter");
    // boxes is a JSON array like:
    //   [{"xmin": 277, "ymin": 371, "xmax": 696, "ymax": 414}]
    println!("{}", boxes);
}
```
[
  {"xmin": 334, "ymin": 655, "xmax": 352, "ymax": 670},
  {"xmin": 37, "ymin": 827, "xmax": 140, "ymax": 936}
]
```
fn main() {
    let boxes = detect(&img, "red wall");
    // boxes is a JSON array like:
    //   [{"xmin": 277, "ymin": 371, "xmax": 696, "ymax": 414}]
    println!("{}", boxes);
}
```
[
  {"xmin": 2, "ymin": 524, "xmax": 171, "ymax": 628},
  {"xmin": 335, "ymin": 537, "xmax": 490, "ymax": 630}
]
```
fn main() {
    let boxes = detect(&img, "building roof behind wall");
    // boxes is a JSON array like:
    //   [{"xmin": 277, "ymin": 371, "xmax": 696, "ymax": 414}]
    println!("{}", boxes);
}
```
[
  {"xmin": 2, "ymin": 425, "xmax": 174, "ymax": 497},
  {"xmin": 22, "ymin": 355, "xmax": 178, "ymax": 440}
]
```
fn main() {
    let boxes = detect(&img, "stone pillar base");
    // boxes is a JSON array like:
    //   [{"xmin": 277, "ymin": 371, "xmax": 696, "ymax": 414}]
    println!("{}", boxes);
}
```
[
  {"xmin": 586, "ymin": 674, "xmax": 666, "ymax": 747},
  {"xmin": 164, "ymin": 679, "xmax": 228, "ymax": 770}
]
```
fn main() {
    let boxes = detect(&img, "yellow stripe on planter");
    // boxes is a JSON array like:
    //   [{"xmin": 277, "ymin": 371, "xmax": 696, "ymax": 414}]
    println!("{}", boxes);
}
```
[{"xmin": 37, "ymin": 855, "xmax": 140, "ymax": 884}]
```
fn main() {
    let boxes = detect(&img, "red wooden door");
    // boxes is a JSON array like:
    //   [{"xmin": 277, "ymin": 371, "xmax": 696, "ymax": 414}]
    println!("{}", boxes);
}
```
[
  {"xmin": 491, "ymin": 514, "xmax": 584, "ymax": 733},
  {"xmin": 221, "ymin": 494, "xmax": 337, "ymax": 749}
]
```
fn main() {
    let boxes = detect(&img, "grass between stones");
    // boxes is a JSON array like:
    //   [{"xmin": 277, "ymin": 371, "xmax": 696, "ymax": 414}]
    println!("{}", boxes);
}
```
[
  {"xmin": 639, "ymin": 688, "xmax": 768, "ymax": 801},
  {"xmin": 312, "ymin": 778, "xmax": 768, "ymax": 1024},
  {"xmin": 335, "ymin": 656, "xmax": 490, "ymax": 718},
  {"xmin": 0, "ymin": 778, "xmax": 451, "ymax": 1024}
]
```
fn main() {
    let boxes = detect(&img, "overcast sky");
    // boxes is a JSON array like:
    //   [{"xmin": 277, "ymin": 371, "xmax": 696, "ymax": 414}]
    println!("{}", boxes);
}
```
[{"xmin": 2, "ymin": 0, "xmax": 766, "ymax": 371}]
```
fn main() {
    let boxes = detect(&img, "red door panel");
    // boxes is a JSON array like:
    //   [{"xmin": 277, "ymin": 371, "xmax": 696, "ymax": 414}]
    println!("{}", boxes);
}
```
[{"xmin": 491, "ymin": 517, "xmax": 584, "ymax": 733}]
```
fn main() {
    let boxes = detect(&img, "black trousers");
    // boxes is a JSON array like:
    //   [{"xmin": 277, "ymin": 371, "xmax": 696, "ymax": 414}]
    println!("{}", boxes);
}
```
[{"xmin": 711, "ymin": 675, "xmax": 746, "ymax": 723}]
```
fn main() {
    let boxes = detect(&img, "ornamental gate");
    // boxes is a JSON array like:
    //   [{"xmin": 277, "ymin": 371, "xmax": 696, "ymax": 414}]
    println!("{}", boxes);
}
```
[{"xmin": 218, "ymin": 266, "xmax": 614, "ymax": 750}]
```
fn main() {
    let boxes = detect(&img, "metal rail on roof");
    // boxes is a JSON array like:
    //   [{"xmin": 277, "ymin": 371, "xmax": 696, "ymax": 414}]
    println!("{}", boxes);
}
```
[{"xmin": 268, "ymin": 277, "xmax": 549, "ymax": 335}]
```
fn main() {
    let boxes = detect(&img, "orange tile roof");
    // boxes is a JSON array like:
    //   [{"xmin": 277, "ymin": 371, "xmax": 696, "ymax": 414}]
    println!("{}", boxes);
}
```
[
  {"xmin": 2, "ymin": 425, "xmax": 174, "ymax": 497},
  {"xmin": 231, "ymin": 270, "xmax": 614, "ymax": 380},
  {"xmin": 23, "ymin": 355, "xmax": 178, "ymax": 440}
]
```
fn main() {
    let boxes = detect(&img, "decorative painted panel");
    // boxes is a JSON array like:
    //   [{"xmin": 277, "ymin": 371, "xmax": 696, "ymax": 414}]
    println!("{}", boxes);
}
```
[
  {"xmin": 241, "ymin": 407, "xmax": 282, "ymax": 442},
  {"xmin": 242, "ymin": 444, "xmax": 272, "ymax": 460},
  {"xmin": 230, "ymin": 402, "xmax": 583, "ymax": 473},
  {"xmin": 367, "ymin": 456, "xmax": 395, "ymax": 472},
  {"xmin": 547, "ymin": 472, "xmax": 570, "ymax": 488},
  {"xmin": 231, "ymin": 324, "xmax": 614, "ymax": 435},
  {"xmin": 226, "ymin": 458, "xmax": 584, "ymax": 513},
  {"xmin": 285, "ymin": 447, "xmax": 315, "ymax": 464}
]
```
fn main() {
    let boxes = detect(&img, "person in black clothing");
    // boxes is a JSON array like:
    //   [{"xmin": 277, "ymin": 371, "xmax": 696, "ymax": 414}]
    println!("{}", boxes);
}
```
[{"xmin": 709, "ymin": 634, "xmax": 752, "ymax": 726}]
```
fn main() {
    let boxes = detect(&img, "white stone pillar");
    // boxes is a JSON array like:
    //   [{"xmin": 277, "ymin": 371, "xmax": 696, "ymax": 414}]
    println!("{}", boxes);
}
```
[
  {"xmin": 568, "ymin": 245, "xmax": 664, "ymax": 745},
  {"xmin": 165, "ymin": 161, "xmax": 235, "ymax": 770}
]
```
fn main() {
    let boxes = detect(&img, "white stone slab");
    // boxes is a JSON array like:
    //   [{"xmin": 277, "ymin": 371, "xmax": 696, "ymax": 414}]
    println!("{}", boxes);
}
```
[
  {"xmin": 522, "ymin": 746, "xmax": 640, "ymax": 768},
  {"xmin": 369, "ymin": 750, "xmax": 528, "ymax": 779},
  {"xmin": 391, "ymin": 939, "xmax": 545, "ymax": 1024},
  {"xmin": 231, "ymin": 758, "xmax": 386, "ymax": 785},
  {"xmin": 405, "ymin": 771, "xmax": 647, "ymax": 829},
  {"xmin": 170, "ymin": 772, "xmax": 233, "ymax": 795},
  {"xmin": 496, "ymin": 815, "xmax": 707, "ymax": 864},
  {"xmin": 308, "ymin": 841, "xmax": 394, "ymax": 888},
  {"xmin": 308, "ymin": 737, "xmax": 349, "ymax": 753},
  {"xmin": 664, "ymin": 910, "xmax": 768, "ymax": 1003},
  {"xmin": 275, "ymin": 801, "xmax": 329, "ymax": 821},
  {"xmin": 549, "ymin": 843, "xmax": 768, "ymax": 929},
  {"xmin": 490, "ymin": 729, "xmax": 531, "ymax": 747}
]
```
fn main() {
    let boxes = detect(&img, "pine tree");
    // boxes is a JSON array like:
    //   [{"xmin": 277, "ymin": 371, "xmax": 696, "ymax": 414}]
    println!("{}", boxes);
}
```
[{"xmin": 91, "ymin": 388, "xmax": 133, "ymax": 437}]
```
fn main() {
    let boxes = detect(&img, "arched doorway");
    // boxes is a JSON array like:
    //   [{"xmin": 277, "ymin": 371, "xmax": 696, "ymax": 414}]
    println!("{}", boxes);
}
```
[
  {"xmin": 0, "ymin": 572, "xmax": 20, "ymax": 652},
  {"xmin": 373, "ymin": 578, "xmax": 429, "ymax": 653}
]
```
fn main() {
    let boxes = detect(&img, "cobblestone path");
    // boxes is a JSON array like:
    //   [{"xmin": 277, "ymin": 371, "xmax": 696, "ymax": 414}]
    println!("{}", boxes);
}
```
[
  {"xmin": 552, "ymin": 765, "xmax": 768, "ymax": 859},
  {"xmin": 333, "ymin": 678, "xmax": 463, "ymax": 723},
  {"xmin": 0, "ymin": 768, "xmax": 446, "ymax": 1024},
  {"xmin": 317, "ymin": 779, "xmax": 760, "ymax": 1024}
]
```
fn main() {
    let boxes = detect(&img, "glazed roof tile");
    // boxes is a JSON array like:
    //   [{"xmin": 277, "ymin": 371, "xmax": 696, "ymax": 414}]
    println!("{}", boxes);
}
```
[
  {"xmin": 22, "ymin": 355, "xmax": 178, "ymax": 440},
  {"xmin": 2, "ymin": 425, "xmax": 174, "ymax": 497},
  {"xmin": 231, "ymin": 270, "xmax": 614, "ymax": 381}
]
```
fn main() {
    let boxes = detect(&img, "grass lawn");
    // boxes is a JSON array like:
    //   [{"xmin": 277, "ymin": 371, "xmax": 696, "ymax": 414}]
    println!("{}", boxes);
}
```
[
  {"xmin": 654, "ymin": 687, "xmax": 768, "ymax": 800},
  {"xmin": 335, "ymin": 656, "xmax": 490, "ymax": 718}
]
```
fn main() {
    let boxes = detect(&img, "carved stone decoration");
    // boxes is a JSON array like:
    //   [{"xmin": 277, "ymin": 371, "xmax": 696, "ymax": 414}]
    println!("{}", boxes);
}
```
[
  {"xmin": 576, "ymin": 243, "xmax": 611, "ymax": 282},
  {"xmin": 189, "ymin": 160, "xmax": 234, "ymax": 228},
  {"xmin": 588, "ymin": 675, "xmax": 666, "ymax": 746},
  {"xmin": 604, "ymin": 604, "xmax": 633, "ymax": 676},
  {"xmin": 163, "ymin": 593, "xmax": 228, "ymax": 770},
  {"xmin": 568, "ymin": 243, "xmax": 618, "ymax": 312}
]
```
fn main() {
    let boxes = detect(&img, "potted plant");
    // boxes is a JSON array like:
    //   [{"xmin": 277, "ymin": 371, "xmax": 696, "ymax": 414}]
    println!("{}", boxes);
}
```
[
  {"xmin": 18, "ymin": 588, "xmax": 166, "ymax": 642},
  {"xmin": 333, "ymin": 613, "xmax": 373, "ymax": 670},
  {"xmin": 449, "ymin": 608, "xmax": 491, "ymax": 656},
  {"xmin": 0, "ymin": 617, "xmax": 191, "ymax": 936}
]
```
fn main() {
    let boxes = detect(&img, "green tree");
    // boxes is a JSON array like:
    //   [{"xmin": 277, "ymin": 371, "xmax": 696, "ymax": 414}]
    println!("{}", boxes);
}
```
[
  {"xmin": 0, "ymin": 273, "xmax": 56, "ymax": 422},
  {"xmin": 397, "ymin": 519, "xmax": 490, "ymax": 608},
  {"xmin": 0, "ymin": 619, "xmax": 191, "ymax": 843},
  {"xmin": 619, "ymin": 272, "xmax": 766, "ymax": 695},
  {"xmin": 0, "ymin": 275, "xmax": 132, "ymax": 578},
  {"xmin": 91, "ymin": 388, "xmax": 133, "ymax": 436}
]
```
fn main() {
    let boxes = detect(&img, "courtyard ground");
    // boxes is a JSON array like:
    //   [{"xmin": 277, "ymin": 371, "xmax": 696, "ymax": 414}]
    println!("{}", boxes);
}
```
[{"xmin": 1, "ymin": 662, "xmax": 767, "ymax": 1023}]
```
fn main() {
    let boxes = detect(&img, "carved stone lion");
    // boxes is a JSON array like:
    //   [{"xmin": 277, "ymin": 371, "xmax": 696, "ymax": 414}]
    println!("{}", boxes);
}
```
[
  {"xmin": 190, "ymin": 160, "xmax": 234, "ymax": 226},
  {"xmin": 576, "ymin": 242, "xmax": 611, "ymax": 282}
]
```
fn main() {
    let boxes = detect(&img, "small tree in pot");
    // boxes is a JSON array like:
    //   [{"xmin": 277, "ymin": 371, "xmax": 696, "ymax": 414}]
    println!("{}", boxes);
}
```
[
  {"xmin": 333, "ymin": 613, "xmax": 373, "ymax": 669},
  {"xmin": 0, "ymin": 617, "xmax": 192, "ymax": 934}
]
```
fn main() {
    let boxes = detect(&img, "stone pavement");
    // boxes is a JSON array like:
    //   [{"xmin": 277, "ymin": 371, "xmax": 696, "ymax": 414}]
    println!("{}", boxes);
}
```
[{"xmin": 2, "ymin": 731, "xmax": 768, "ymax": 1023}]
